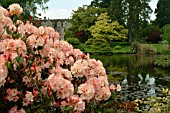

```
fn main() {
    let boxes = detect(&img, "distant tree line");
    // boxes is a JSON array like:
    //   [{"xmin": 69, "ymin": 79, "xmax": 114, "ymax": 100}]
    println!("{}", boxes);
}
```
[
  {"xmin": 0, "ymin": 0, "xmax": 49, "ymax": 23},
  {"xmin": 66, "ymin": 0, "xmax": 170, "ymax": 44},
  {"xmin": 1, "ymin": 0, "xmax": 170, "ymax": 44}
]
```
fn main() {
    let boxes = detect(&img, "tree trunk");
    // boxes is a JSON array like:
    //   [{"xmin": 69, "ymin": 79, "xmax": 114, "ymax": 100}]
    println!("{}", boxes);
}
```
[{"xmin": 128, "ymin": 23, "xmax": 133, "ymax": 43}]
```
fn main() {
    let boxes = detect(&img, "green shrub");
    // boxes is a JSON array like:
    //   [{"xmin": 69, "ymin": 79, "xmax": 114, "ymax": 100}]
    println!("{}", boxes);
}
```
[
  {"xmin": 110, "ymin": 42, "xmax": 130, "ymax": 47},
  {"xmin": 132, "ymin": 42, "xmax": 140, "ymax": 53},
  {"xmin": 66, "ymin": 38, "xmax": 81, "ymax": 45},
  {"xmin": 84, "ymin": 38, "xmax": 94, "ymax": 48},
  {"xmin": 162, "ymin": 49, "xmax": 170, "ymax": 55},
  {"xmin": 138, "ymin": 44, "xmax": 157, "ymax": 54},
  {"xmin": 114, "ymin": 45, "xmax": 121, "ymax": 50},
  {"xmin": 132, "ymin": 42, "xmax": 157, "ymax": 54},
  {"xmin": 163, "ymin": 24, "xmax": 170, "ymax": 45},
  {"xmin": 66, "ymin": 38, "xmax": 84, "ymax": 51},
  {"xmin": 92, "ymin": 38, "xmax": 111, "ymax": 51},
  {"xmin": 154, "ymin": 55, "xmax": 170, "ymax": 67}
]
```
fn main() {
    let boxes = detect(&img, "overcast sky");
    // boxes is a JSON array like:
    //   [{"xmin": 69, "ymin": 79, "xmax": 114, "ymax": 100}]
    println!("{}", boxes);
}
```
[{"xmin": 37, "ymin": 0, "xmax": 158, "ymax": 20}]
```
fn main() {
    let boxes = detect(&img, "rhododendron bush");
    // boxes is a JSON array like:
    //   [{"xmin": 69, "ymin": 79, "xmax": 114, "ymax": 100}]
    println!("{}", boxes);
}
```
[{"xmin": 0, "ymin": 4, "xmax": 121, "ymax": 113}]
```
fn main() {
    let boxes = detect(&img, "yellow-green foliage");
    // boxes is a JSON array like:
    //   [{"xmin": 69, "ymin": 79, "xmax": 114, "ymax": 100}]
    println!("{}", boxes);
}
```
[
  {"xmin": 91, "ymin": 38, "xmax": 111, "ymax": 51},
  {"xmin": 84, "ymin": 38, "xmax": 94, "ymax": 48},
  {"xmin": 114, "ymin": 45, "xmax": 121, "ymax": 50},
  {"xmin": 89, "ymin": 13, "xmax": 128, "ymax": 42},
  {"xmin": 85, "ymin": 38, "xmax": 111, "ymax": 51}
]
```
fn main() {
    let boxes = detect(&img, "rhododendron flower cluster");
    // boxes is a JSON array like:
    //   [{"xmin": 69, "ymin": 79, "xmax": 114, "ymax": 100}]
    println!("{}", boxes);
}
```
[
  {"xmin": 0, "ymin": 4, "xmax": 121, "ymax": 113},
  {"xmin": 9, "ymin": 106, "xmax": 26, "ymax": 113},
  {"xmin": 8, "ymin": 3, "xmax": 23, "ymax": 16}
]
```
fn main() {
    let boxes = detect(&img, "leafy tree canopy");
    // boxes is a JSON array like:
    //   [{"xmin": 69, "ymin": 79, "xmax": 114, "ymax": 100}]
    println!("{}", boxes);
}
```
[
  {"xmin": 155, "ymin": 0, "xmax": 170, "ymax": 28},
  {"xmin": 90, "ymin": 0, "xmax": 112, "ymax": 8},
  {"xmin": 65, "ymin": 5, "xmax": 106, "ymax": 38},
  {"xmin": 89, "ymin": 13, "xmax": 128, "ymax": 43},
  {"xmin": 0, "ymin": 0, "xmax": 49, "ymax": 18},
  {"xmin": 90, "ymin": 0, "xmax": 152, "ymax": 42}
]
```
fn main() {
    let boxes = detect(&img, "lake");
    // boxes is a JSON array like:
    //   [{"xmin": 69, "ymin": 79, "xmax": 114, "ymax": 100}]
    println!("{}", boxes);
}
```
[{"xmin": 90, "ymin": 54, "xmax": 170, "ymax": 101}]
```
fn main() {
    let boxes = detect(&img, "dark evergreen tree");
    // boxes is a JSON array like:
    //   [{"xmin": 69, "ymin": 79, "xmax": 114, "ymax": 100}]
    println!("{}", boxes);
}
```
[
  {"xmin": 109, "ymin": 0, "xmax": 126, "ymax": 26},
  {"xmin": 155, "ymin": 0, "xmax": 170, "ymax": 28},
  {"xmin": 90, "ymin": 0, "xmax": 112, "ymax": 8}
]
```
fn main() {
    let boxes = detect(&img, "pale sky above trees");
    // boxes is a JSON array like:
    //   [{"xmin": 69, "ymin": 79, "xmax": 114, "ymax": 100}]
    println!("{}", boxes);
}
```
[{"xmin": 37, "ymin": 0, "xmax": 158, "ymax": 20}]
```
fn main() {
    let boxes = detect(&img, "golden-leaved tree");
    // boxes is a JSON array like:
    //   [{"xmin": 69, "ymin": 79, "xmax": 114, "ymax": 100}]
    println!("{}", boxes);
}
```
[{"xmin": 89, "ymin": 13, "xmax": 128, "ymax": 43}]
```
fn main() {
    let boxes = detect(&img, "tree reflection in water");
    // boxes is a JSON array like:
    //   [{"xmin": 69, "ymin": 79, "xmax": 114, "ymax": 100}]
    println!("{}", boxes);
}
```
[{"xmin": 91, "ymin": 54, "xmax": 170, "ymax": 101}]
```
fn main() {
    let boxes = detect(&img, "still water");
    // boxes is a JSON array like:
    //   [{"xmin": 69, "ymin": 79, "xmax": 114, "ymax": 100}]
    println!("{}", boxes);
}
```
[{"xmin": 91, "ymin": 54, "xmax": 170, "ymax": 101}]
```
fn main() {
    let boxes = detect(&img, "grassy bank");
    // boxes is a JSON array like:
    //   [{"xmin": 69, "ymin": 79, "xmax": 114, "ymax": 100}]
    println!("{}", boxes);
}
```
[
  {"xmin": 83, "ymin": 43, "xmax": 168, "ymax": 54},
  {"xmin": 84, "ymin": 46, "xmax": 132, "ymax": 54}
]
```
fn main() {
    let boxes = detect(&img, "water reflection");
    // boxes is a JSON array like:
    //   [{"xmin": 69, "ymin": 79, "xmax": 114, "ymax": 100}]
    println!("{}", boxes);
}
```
[{"xmin": 90, "ymin": 54, "xmax": 170, "ymax": 100}]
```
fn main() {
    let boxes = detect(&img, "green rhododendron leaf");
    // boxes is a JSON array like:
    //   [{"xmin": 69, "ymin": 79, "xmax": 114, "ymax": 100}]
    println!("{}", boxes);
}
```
[
  {"xmin": 9, "ymin": 63, "xmax": 14, "ymax": 70},
  {"xmin": 19, "ymin": 57, "xmax": 24, "ymax": 64},
  {"xmin": 5, "ymin": 61, "xmax": 13, "ymax": 70}
]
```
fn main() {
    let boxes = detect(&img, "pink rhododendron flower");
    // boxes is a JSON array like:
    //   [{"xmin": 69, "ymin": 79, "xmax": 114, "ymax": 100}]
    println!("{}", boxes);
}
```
[
  {"xmin": 0, "ymin": 6, "xmax": 9, "ymax": 16},
  {"xmin": 25, "ymin": 91, "xmax": 34, "ymax": 102},
  {"xmin": 65, "ymin": 56, "xmax": 74, "ymax": 66},
  {"xmin": 78, "ymin": 83, "xmax": 95, "ymax": 101},
  {"xmin": 22, "ymin": 76, "xmax": 30, "ymax": 84},
  {"xmin": 94, "ymin": 86, "xmax": 111, "ymax": 101},
  {"xmin": 0, "ymin": 4, "xmax": 121, "ymax": 113},
  {"xmin": 110, "ymin": 84, "xmax": 116, "ymax": 91},
  {"xmin": 10, "ymin": 88, "xmax": 18, "ymax": 97},
  {"xmin": 0, "ymin": 39, "xmax": 26, "ymax": 62},
  {"xmin": 26, "ymin": 34, "xmax": 38, "ymax": 49},
  {"xmin": 87, "ymin": 58, "xmax": 106, "ymax": 77},
  {"xmin": 0, "ymin": 64, "xmax": 8, "ymax": 87},
  {"xmin": 9, "ymin": 106, "xmax": 26, "ymax": 113},
  {"xmin": 116, "ymin": 84, "xmax": 122, "ymax": 92},
  {"xmin": 0, "ymin": 55, "xmax": 6, "ymax": 65},
  {"xmin": 45, "ymin": 26, "xmax": 59, "ymax": 39},
  {"xmin": 6, "ymin": 88, "xmax": 19, "ymax": 102},
  {"xmin": 0, "ymin": 23, "xmax": 5, "ymax": 36},
  {"xmin": 8, "ymin": 4, "xmax": 23, "ymax": 16},
  {"xmin": 48, "ymin": 73, "xmax": 74, "ymax": 99},
  {"xmin": 69, "ymin": 95, "xmax": 80, "ymax": 104},
  {"xmin": 16, "ymin": 20, "xmax": 23, "ymax": 25},
  {"xmin": 86, "ymin": 76, "xmax": 111, "ymax": 101},
  {"xmin": 33, "ymin": 89, "xmax": 39, "ymax": 98},
  {"xmin": 9, "ymin": 106, "xmax": 17, "ymax": 113},
  {"xmin": 74, "ymin": 99, "xmax": 85, "ymax": 113},
  {"xmin": 38, "ymin": 26, "xmax": 45, "ymax": 35},
  {"xmin": 73, "ymin": 49, "xmax": 85, "ymax": 60},
  {"xmin": 40, "ymin": 86, "xmax": 47, "ymax": 95},
  {"xmin": 61, "ymin": 69, "xmax": 72, "ymax": 81},
  {"xmin": 0, "ymin": 12, "xmax": 6, "ymax": 24},
  {"xmin": 17, "ymin": 108, "xmax": 26, "ymax": 113},
  {"xmin": 71, "ymin": 59, "xmax": 88, "ymax": 78},
  {"xmin": 61, "ymin": 101, "xmax": 68, "ymax": 107}
]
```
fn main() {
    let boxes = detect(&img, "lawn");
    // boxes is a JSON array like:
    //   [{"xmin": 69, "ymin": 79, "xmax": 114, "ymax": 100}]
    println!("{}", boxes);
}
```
[
  {"xmin": 111, "ymin": 45, "xmax": 132, "ymax": 54},
  {"xmin": 151, "ymin": 43, "xmax": 164, "ymax": 53},
  {"xmin": 83, "ymin": 43, "xmax": 167, "ymax": 54}
]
